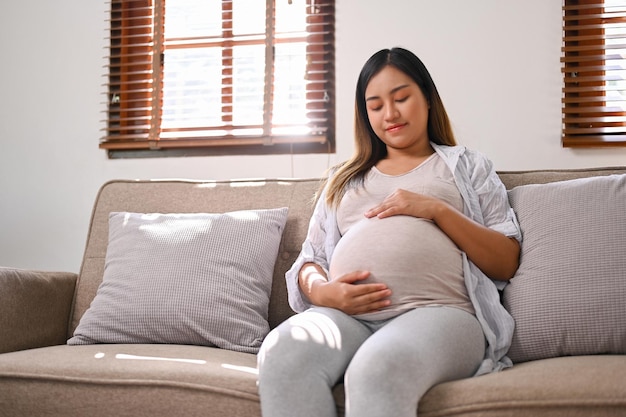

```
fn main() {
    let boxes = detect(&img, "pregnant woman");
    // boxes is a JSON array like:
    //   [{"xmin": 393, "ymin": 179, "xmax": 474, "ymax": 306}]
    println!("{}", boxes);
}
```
[{"xmin": 257, "ymin": 47, "xmax": 522, "ymax": 417}]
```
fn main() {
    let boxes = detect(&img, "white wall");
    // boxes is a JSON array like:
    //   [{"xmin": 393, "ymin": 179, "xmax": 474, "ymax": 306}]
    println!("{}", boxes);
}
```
[{"xmin": 1, "ymin": 0, "xmax": 625, "ymax": 273}]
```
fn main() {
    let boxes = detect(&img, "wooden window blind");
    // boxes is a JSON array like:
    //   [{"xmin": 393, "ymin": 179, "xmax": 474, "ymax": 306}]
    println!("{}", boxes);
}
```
[
  {"xmin": 562, "ymin": 0, "xmax": 626, "ymax": 147},
  {"xmin": 102, "ymin": 0, "xmax": 335, "ymax": 157}
]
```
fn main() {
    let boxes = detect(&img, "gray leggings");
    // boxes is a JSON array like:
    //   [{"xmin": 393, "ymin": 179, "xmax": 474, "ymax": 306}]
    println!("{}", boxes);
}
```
[{"xmin": 257, "ymin": 305, "xmax": 485, "ymax": 417}]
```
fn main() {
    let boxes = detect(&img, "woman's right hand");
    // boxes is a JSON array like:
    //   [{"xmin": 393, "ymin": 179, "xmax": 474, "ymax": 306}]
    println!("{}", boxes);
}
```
[{"xmin": 299, "ymin": 263, "xmax": 391, "ymax": 315}]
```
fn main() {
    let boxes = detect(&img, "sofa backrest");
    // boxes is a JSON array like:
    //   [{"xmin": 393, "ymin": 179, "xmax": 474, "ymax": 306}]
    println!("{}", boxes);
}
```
[
  {"xmin": 70, "ymin": 178, "xmax": 324, "ymax": 336},
  {"xmin": 70, "ymin": 167, "xmax": 626, "ymax": 337},
  {"xmin": 496, "ymin": 166, "xmax": 626, "ymax": 189}
]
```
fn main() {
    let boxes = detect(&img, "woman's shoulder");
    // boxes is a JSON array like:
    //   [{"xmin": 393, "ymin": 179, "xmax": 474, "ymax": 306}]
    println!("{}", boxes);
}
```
[
  {"xmin": 433, "ymin": 143, "xmax": 492, "ymax": 169},
  {"xmin": 434, "ymin": 143, "xmax": 498, "ymax": 189}
]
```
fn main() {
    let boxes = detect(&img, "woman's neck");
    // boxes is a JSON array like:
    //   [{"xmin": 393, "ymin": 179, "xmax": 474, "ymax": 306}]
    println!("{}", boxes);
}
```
[{"xmin": 376, "ymin": 146, "xmax": 435, "ymax": 175}]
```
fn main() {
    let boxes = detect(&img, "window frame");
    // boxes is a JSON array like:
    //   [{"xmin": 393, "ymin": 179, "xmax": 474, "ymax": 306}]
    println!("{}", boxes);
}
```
[{"xmin": 102, "ymin": 0, "xmax": 335, "ymax": 158}]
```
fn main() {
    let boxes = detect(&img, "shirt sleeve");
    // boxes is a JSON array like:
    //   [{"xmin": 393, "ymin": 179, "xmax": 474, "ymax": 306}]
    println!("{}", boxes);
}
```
[
  {"xmin": 285, "ymin": 185, "xmax": 333, "ymax": 313},
  {"xmin": 467, "ymin": 150, "xmax": 522, "ymax": 242}
]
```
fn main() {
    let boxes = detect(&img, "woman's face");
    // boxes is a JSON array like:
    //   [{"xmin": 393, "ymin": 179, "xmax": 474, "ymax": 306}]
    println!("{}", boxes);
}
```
[{"xmin": 364, "ymin": 65, "xmax": 430, "ymax": 154}]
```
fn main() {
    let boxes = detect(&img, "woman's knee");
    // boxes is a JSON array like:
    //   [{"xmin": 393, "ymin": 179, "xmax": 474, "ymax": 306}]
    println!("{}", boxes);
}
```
[
  {"xmin": 345, "ymin": 334, "xmax": 417, "ymax": 385},
  {"xmin": 258, "ymin": 308, "xmax": 369, "ymax": 382},
  {"xmin": 257, "ymin": 319, "xmax": 318, "ymax": 380}
]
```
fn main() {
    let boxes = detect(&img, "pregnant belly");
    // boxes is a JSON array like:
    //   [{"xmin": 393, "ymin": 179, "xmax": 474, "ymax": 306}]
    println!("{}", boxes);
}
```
[{"xmin": 329, "ymin": 215, "xmax": 465, "ymax": 319}]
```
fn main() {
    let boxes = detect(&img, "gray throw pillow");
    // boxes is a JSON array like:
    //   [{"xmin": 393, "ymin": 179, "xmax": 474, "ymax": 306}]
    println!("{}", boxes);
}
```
[
  {"xmin": 504, "ymin": 174, "xmax": 626, "ymax": 363},
  {"xmin": 68, "ymin": 208, "xmax": 288, "ymax": 353}
]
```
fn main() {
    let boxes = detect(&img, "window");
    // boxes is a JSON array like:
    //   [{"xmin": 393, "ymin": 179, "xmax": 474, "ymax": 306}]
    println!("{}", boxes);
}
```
[
  {"xmin": 102, "ymin": 0, "xmax": 335, "ymax": 158},
  {"xmin": 562, "ymin": 0, "xmax": 626, "ymax": 147}
]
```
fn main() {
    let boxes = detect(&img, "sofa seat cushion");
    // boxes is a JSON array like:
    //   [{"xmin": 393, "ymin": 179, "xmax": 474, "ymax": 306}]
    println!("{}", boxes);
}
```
[
  {"xmin": 418, "ymin": 355, "xmax": 626, "ymax": 417},
  {"xmin": 2, "ymin": 347, "xmax": 625, "ymax": 417},
  {"xmin": 0, "ymin": 344, "xmax": 261, "ymax": 417}
]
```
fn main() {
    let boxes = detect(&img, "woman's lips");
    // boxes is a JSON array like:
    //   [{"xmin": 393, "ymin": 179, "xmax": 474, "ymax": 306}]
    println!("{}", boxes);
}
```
[{"xmin": 386, "ymin": 123, "xmax": 406, "ymax": 132}]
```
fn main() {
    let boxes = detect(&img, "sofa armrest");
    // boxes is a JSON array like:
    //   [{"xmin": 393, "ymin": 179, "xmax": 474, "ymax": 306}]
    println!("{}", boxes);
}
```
[{"xmin": 0, "ymin": 267, "xmax": 77, "ymax": 353}]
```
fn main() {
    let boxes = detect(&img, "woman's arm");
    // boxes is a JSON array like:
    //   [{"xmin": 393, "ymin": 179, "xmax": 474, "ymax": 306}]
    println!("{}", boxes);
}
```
[
  {"xmin": 428, "ymin": 200, "xmax": 520, "ymax": 280},
  {"xmin": 364, "ymin": 190, "xmax": 520, "ymax": 280}
]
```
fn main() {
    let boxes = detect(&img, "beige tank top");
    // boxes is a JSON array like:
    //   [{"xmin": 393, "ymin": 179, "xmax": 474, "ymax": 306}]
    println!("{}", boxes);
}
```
[{"xmin": 330, "ymin": 153, "xmax": 474, "ymax": 320}]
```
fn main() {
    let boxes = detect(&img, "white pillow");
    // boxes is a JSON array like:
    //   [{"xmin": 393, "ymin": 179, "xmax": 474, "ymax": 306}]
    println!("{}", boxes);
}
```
[
  {"xmin": 68, "ymin": 208, "xmax": 288, "ymax": 353},
  {"xmin": 504, "ymin": 175, "xmax": 626, "ymax": 363}
]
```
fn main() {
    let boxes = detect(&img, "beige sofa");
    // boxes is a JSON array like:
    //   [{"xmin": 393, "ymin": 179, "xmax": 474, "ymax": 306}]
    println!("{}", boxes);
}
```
[{"xmin": 1, "ymin": 166, "xmax": 625, "ymax": 417}]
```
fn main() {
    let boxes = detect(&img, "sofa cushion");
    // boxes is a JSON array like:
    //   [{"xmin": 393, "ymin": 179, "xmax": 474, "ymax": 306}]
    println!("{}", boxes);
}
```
[
  {"xmin": 0, "ymin": 344, "xmax": 261, "ymax": 417},
  {"xmin": 504, "ymin": 174, "xmax": 626, "ymax": 363},
  {"xmin": 3, "ymin": 347, "xmax": 625, "ymax": 417},
  {"xmin": 68, "ymin": 208, "xmax": 288, "ymax": 353},
  {"xmin": 418, "ymin": 355, "xmax": 626, "ymax": 417}
]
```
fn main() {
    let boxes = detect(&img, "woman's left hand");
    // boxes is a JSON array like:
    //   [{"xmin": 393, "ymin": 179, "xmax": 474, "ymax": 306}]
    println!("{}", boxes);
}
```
[{"xmin": 364, "ymin": 188, "xmax": 443, "ymax": 220}]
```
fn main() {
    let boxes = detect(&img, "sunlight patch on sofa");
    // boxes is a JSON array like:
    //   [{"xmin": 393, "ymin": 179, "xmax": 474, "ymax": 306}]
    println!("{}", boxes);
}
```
[
  {"xmin": 194, "ymin": 182, "xmax": 217, "ymax": 188},
  {"xmin": 92, "ymin": 353, "xmax": 209, "ymax": 365},
  {"xmin": 230, "ymin": 181, "xmax": 267, "ymax": 188},
  {"xmin": 221, "ymin": 363, "xmax": 258, "ymax": 375}
]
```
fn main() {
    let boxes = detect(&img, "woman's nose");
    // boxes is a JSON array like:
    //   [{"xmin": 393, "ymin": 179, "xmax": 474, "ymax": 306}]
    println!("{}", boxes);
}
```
[{"xmin": 384, "ymin": 104, "xmax": 399, "ymax": 121}]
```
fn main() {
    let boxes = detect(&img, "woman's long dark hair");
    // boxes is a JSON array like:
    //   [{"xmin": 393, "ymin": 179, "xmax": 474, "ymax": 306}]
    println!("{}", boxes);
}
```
[{"xmin": 325, "ymin": 47, "xmax": 456, "ymax": 207}]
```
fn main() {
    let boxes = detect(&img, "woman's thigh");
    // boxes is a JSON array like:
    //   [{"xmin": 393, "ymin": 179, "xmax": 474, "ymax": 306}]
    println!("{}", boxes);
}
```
[{"xmin": 344, "ymin": 306, "xmax": 485, "ymax": 417}]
